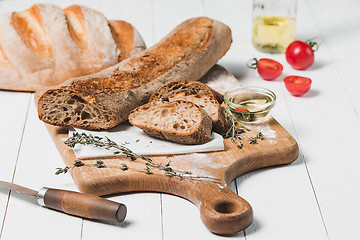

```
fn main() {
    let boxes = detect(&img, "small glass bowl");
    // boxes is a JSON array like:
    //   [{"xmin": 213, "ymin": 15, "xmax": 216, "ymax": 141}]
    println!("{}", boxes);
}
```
[{"xmin": 224, "ymin": 86, "xmax": 276, "ymax": 123}]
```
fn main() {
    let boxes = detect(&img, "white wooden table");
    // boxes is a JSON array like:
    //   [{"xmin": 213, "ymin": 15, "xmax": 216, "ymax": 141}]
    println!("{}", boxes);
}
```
[{"xmin": 1, "ymin": 0, "xmax": 360, "ymax": 239}]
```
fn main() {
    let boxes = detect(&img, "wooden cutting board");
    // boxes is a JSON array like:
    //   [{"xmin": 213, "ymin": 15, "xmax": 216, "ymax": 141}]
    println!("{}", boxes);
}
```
[
  {"xmin": 45, "ymin": 65, "xmax": 298, "ymax": 234},
  {"xmin": 47, "ymin": 116, "xmax": 298, "ymax": 235}
]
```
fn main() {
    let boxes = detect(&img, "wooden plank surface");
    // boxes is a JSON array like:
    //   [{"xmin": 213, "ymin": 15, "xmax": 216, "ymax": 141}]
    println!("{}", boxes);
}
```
[{"xmin": 0, "ymin": 0, "xmax": 359, "ymax": 239}]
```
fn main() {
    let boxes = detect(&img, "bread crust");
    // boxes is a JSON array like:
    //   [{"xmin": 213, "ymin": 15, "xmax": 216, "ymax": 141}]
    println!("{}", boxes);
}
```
[
  {"xmin": 36, "ymin": 4, "xmax": 83, "ymax": 86},
  {"xmin": 64, "ymin": 5, "xmax": 118, "ymax": 75},
  {"xmin": 0, "ymin": 3, "xmax": 146, "ymax": 92},
  {"xmin": 37, "ymin": 17, "xmax": 232, "ymax": 129},
  {"xmin": 169, "ymin": 93, "xmax": 226, "ymax": 134},
  {"xmin": 12, "ymin": 5, "xmax": 52, "ymax": 59},
  {"xmin": 128, "ymin": 100, "xmax": 212, "ymax": 145},
  {"xmin": 0, "ymin": 12, "xmax": 53, "ymax": 90},
  {"xmin": 109, "ymin": 20, "xmax": 146, "ymax": 61},
  {"xmin": 0, "ymin": 44, "xmax": 22, "ymax": 90},
  {"xmin": 149, "ymin": 80, "xmax": 224, "ymax": 103}
]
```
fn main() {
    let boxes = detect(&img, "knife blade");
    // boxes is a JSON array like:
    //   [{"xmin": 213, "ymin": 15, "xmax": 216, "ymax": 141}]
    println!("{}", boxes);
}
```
[{"xmin": 0, "ymin": 180, "xmax": 126, "ymax": 222}]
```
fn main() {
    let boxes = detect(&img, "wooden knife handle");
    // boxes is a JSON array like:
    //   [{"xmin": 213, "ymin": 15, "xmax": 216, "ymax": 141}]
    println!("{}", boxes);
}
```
[{"xmin": 37, "ymin": 187, "xmax": 126, "ymax": 222}]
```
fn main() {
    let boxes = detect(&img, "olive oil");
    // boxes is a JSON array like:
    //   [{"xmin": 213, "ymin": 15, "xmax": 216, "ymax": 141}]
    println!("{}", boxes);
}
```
[
  {"xmin": 227, "ymin": 95, "xmax": 274, "ymax": 122},
  {"xmin": 252, "ymin": 15, "xmax": 296, "ymax": 53}
]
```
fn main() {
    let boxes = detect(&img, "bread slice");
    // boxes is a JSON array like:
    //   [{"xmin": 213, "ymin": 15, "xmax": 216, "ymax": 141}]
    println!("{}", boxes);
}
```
[
  {"xmin": 37, "ymin": 17, "xmax": 232, "ymax": 129},
  {"xmin": 149, "ymin": 80, "xmax": 223, "ymax": 103},
  {"xmin": 169, "ymin": 93, "xmax": 225, "ymax": 134},
  {"xmin": 128, "ymin": 100, "xmax": 212, "ymax": 145}
]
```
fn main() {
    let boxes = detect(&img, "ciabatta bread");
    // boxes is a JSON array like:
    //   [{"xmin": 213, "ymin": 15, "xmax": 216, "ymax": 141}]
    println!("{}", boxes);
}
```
[
  {"xmin": 128, "ymin": 100, "xmax": 212, "ymax": 145},
  {"xmin": 168, "ymin": 93, "xmax": 226, "ymax": 134},
  {"xmin": 149, "ymin": 80, "xmax": 223, "ymax": 103},
  {"xmin": 0, "ymin": 3, "xmax": 146, "ymax": 91},
  {"xmin": 37, "ymin": 17, "xmax": 232, "ymax": 130}
]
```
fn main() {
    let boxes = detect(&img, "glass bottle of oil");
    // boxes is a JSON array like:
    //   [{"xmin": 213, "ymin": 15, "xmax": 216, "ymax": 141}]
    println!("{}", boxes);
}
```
[{"xmin": 252, "ymin": 0, "xmax": 297, "ymax": 53}]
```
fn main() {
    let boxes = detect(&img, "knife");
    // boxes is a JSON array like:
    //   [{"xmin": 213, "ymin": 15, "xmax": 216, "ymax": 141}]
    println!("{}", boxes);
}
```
[{"xmin": 0, "ymin": 180, "xmax": 126, "ymax": 222}]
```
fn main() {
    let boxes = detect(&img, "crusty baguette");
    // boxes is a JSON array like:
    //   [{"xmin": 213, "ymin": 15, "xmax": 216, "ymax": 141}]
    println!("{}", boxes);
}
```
[
  {"xmin": 128, "ymin": 100, "xmax": 212, "ymax": 145},
  {"xmin": 0, "ymin": 3, "xmax": 146, "ymax": 92},
  {"xmin": 37, "ymin": 17, "xmax": 232, "ymax": 130},
  {"xmin": 168, "ymin": 93, "xmax": 226, "ymax": 134}
]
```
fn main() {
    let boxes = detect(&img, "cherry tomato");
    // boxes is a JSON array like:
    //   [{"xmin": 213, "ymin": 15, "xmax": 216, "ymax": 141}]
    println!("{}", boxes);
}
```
[
  {"xmin": 284, "ymin": 75, "xmax": 312, "ymax": 97},
  {"xmin": 235, "ymin": 108, "xmax": 249, "ymax": 113},
  {"xmin": 248, "ymin": 58, "xmax": 283, "ymax": 81},
  {"xmin": 285, "ymin": 40, "xmax": 317, "ymax": 70}
]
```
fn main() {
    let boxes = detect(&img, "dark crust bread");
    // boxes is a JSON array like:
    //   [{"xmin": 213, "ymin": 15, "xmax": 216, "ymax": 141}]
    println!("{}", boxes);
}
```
[
  {"xmin": 64, "ymin": 18, "xmax": 216, "ymax": 96},
  {"xmin": 37, "ymin": 17, "xmax": 232, "ymax": 129},
  {"xmin": 149, "ymin": 80, "xmax": 224, "ymax": 103},
  {"xmin": 167, "ymin": 92, "xmax": 226, "ymax": 134},
  {"xmin": 128, "ymin": 100, "xmax": 212, "ymax": 145}
]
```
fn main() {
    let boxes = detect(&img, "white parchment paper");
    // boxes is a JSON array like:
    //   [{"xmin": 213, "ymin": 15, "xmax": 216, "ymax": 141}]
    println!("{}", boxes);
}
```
[{"xmin": 69, "ymin": 122, "xmax": 224, "ymax": 158}]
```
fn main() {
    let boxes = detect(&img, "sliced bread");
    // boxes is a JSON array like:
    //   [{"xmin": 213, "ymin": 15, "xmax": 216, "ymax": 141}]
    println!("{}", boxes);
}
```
[
  {"xmin": 37, "ymin": 17, "xmax": 232, "ymax": 129},
  {"xmin": 149, "ymin": 80, "xmax": 224, "ymax": 103},
  {"xmin": 169, "ymin": 93, "xmax": 225, "ymax": 134},
  {"xmin": 128, "ymin": 100, "xmax": 212, "ymax": 145}
]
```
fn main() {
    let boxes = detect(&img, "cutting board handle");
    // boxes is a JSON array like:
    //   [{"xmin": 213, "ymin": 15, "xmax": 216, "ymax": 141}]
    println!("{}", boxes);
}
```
[{"xmin": 199, "ymin": 186, "xmax": 253, "ymax": 235}]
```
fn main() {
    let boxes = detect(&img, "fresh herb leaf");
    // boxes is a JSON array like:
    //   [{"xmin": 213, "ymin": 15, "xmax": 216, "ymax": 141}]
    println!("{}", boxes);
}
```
[
  {"xmin": 55, "ymin": 166, "xmax": 69, "ymax": 175},
  {"xmin": 94, "ymin": 160, "xmax": 105, "ymax": 168}
]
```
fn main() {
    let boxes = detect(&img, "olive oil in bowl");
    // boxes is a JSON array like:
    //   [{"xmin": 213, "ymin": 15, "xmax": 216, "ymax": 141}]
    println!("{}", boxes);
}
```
[{"xmin": 224, "ymin": 87, "xmax": 276, "ymax": 123}]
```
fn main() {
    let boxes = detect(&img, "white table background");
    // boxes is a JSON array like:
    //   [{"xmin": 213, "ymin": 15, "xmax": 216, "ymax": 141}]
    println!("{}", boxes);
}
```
[{"xmin": 1, "ymin": 0, "xmax": 360, "ymax": 239}]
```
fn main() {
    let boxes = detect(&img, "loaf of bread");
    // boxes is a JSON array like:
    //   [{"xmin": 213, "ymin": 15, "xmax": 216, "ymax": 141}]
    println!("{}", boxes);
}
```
[
  {"xmin": 168, "ymin": 93, "xmax": 225, "ymax": 134},
  {"xmin": 129, "ymin": 100, "xmax": 212, "ymax": 145},
  {"xmin": 0, "ymin": 3, "xmax": 145, "ymax": 91},
  {"xmin": 150, "ymin": 80, "xmax": 224, "ymax": 103},
  {"xmin": 37, "ymin": 17, "xmax": 232, "ymax": 130}
]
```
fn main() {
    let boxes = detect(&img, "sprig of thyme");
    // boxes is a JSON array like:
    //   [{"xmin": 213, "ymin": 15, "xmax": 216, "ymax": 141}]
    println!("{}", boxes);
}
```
[
  {"xmin": 56, "ymin": 160, "xmax": 130, "ymax": 174},
  {"xmin": 58, "ymin": 132, "xmax": 220, "ymax": 182},
  {"xmin": 222, "ymin": 108, "xmax": 264, "ymax": 147}
]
